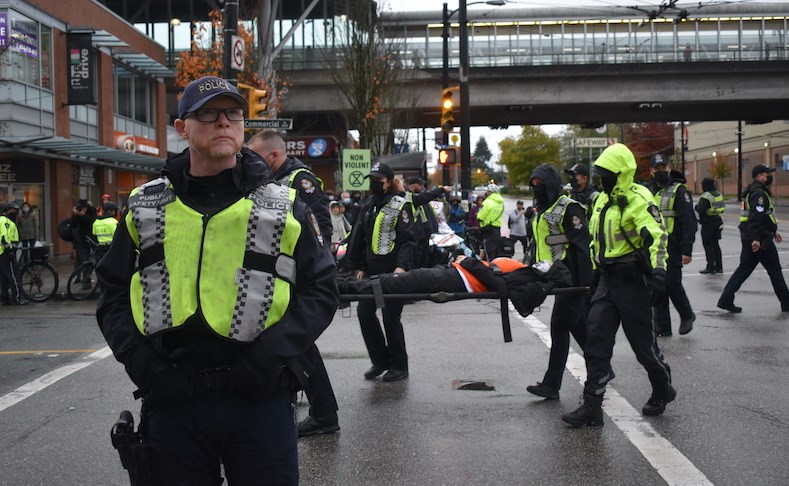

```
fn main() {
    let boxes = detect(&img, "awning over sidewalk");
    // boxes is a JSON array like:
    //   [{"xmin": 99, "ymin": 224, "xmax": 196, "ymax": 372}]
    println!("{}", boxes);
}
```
[
  {"xmin": 373, "ymin": 151, "xmax": 428, "ymax": 179},
  {"xmin": 0, "ymin": 136, "xmax": 165, "ymax": 173}
]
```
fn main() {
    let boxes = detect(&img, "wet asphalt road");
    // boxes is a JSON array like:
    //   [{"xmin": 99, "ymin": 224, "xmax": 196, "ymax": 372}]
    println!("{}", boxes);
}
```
[{"xmin": 1, "ymin": 196, "xmax": 788, "ymax": 485}]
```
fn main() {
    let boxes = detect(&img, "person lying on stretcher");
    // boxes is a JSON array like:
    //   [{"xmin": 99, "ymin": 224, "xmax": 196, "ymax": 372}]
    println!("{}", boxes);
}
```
[{"xmin": 337, "ymin": 255, "xmax": 573, "ymax": 318}]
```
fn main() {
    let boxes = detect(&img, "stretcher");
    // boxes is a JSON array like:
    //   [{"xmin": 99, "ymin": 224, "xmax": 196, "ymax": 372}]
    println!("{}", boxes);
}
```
[{"xmin": 338, "ymin": 286, "xmax": 590, "ymax": 344}]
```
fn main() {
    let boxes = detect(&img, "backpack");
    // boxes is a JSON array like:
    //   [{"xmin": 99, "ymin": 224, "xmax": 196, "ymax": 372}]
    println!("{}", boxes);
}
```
[{"xmin": 58, "ymin": 218, "xmax": 74, "ymax": 242}]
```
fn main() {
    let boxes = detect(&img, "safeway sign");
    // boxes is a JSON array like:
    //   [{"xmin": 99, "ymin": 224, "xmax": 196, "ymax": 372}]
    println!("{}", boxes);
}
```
[{"xmin": 575, "ymin": 137, "xmax": 617, "ymax": 148}]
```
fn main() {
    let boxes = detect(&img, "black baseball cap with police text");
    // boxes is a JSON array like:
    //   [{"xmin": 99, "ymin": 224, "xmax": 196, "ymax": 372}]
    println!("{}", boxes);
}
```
[
  {"xmin": 177, "ymin": 76, "xmax": 248, "ymax": 119},
  {"xmin": 752, "ymin": 164, "xmax": 776, "ymax": 178},
  {"xmin": 649, "ymin": 154, "xmax": 669, "ymax": 168},
  {"xmin": 365, "ymin": 162, "xmax": 395, "ymax": 179}
]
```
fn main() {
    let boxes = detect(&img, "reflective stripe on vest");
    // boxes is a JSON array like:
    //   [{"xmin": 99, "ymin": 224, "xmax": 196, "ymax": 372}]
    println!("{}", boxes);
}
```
[
  {"xmin": 656, "ymin": 182, "xmax": 682, "ymax": 234},
  {"xmin": 740, "ymin": 191, "xmax": 776, "ymax": 223},
  {"xmin": 532, "ymin": 195, "xmax": 572, "ymax": 263},
  {"xmin": 92, "ymin": 217, "xmax": 118, "ymax": 245},
  {"xmin": 126, "ymin": 177, "xmax": 301, "ymax": 342},
  {"xmin": 278, "ymin": 168, "xmax": 325, "ymax": 191},
  {"xmin": 701, "ymin": 191, "xmax": 725, "ymax": 216},
  {"xmin": 371, "ymin": 195, "xmax": 408, "ymax": 255}
]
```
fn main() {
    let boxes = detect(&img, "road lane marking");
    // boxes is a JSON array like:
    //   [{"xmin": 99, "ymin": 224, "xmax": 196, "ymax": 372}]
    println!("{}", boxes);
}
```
[
  {"xmin": 0, "ymin": 347, "xmax": 112, "ymax": 413},
  {"xmin": 515, "ymin": 310, "xmax": 714, "ymax": 486},
  {"xmin": 0, "ymin": 349, "xmax": 99, "ymax": 355}
]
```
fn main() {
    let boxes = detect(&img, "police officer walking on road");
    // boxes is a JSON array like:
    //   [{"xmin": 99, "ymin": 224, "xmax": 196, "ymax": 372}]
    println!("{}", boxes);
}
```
[
  {"xmin": 524, "ymin": 164, "xmax": 592, "ymax": 400},
  {"xmin": 477, "ymin": 183, "xmax": 505, "ymax": 260},
  {"xmin": 96, "ymin": 75, "xmax": 338, "ymax": 485},
  {"xmin": 346, "ymin": 162, "xmax": 418, "ymax": 382},
  {"xmin": 646, "ymin": 154, "xmax": 697, "ymax": 336},
  {"xmin": 562, "ymin": 143, "xmax": 674, "ymax": 428},
  {"xmin": 718, "ymin": 164, "xmax": 789, "ymax": 313},
  {"xmin": 696, "ymin": 177, "xmax": 725, "ymax": 274},
  {"xmin": 0, "ymin": 204, "xmax": 26, "ymax": 305},
  {"xmin": 247, "ymin": 129, "xmax": 342, "ymax": 437}
]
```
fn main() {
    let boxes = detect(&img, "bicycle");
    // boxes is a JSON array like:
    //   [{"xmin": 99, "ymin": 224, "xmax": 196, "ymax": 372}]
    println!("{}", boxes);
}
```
[
  {"xmin": 19, "ymin": 244, "xmax": 59, "ymax": 303},
  {"xmin": 67, "ymin": 239, "xmax": 101, "ymax": 301}
]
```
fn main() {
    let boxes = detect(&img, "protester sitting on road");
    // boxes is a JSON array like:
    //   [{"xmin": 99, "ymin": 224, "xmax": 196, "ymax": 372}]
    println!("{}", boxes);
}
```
[{"xmin": 338, "ymin": 255, "xmax": 573, "ymax": 319}]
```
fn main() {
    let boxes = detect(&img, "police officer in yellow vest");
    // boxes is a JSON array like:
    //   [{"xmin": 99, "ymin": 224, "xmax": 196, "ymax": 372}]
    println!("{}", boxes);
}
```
[
  {"xmin": 718, "ymin": 164, "xmax": 789, "ymax": 313},
  {"xmin": 247, "ymin": 129, "xmax": 340, "ymax": 438},
  {"xmin": 695, "ymin": 177, "xmax": 725, "ymax": 274},
  {"xmin": 405, "ymin": 177, "xmax": 449, "ymax": 268},
  {"xmin": 562, "ymin": 144, "xmax": 674, "ymax": 428},
  {"xmin": 346, "ymin": 162, "xmax": 418, "ymax": 382},
  {"xmin": 96, "ymin": 76, "xmax": 338, "ymax": 485},
  {"xmin": 0, "ymin": 203, "xmax": 25, "ymax": 305},
  {"xmin": 646, "ymin": 154, "xmax": 697, "ymax": 336},
  {"xmin": 91, "ymin": 202, "xmax": 119, "ymax": 262},
  {"xmin": 524, "ymin": 164, "xmax": 592, "ymax": 400}
]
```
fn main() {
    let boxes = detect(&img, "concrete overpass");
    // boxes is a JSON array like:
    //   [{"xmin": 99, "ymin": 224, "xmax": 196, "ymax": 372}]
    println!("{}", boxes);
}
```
[{"xmin": 282, "ymin": 59, "xmax": 789, "ymax": 129}]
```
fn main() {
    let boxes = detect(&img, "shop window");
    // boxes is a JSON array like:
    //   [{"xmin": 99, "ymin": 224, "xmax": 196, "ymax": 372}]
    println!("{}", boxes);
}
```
[
  {"xmin": 114, "ymin": 63, "xmax": 156, "ymax": 126},
  {"xmin": 0, "ymin": 10, "xmax": 52, "ymax": 91}
]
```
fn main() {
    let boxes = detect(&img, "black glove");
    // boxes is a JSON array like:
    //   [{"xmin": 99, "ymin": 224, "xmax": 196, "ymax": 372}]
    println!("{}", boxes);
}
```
[
  {"xmin": 146, "ymin": 363, "xmax": 195, "ymax": 403},
  {"xmin": 647, "ymin": 269, "xmax": 666, "ymax": 307}
]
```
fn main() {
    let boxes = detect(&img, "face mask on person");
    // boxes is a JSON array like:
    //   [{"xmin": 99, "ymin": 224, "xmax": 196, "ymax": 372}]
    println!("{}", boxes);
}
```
[
  {"xmin": 369, "ymin": 180, "xmax": 386, "ymax": 195},
  {"xmin": 532, "ymin": 185, "xmax": 549, "ymax": 205},
  {"xmin": 569, "ymin": 178, "xmax": 579, "ymax": 191},
  {"xmin": 343, "ymin": 197, "xmax": 352, "ymax": 205},
  {"xmin": 22, "ymin": 207, "xmax": 30, "ymax": 214},
  {"xmin": 601, "ymin": 175, "xmax": 618, "ymax": 195},
  {"xmin": 765, "ymin": 175, "xmax": 773, "ymax": 186},
  {"xmin": 653, "ymin": 171, "xmax": 670, "ymax": 186}
]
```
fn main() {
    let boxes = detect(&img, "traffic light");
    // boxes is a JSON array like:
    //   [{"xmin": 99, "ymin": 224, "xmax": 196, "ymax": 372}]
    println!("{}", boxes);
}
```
[
  {"xmin": 438, "ymin": 146, "xmax": 458, "ymax": 166},
  {"xmin": 238, "ymin": 83, "xmax": 268, "ymax": 118},
  {"xmin": 440, "ymin": 88, "xmax": 455, "ymax": 133}
]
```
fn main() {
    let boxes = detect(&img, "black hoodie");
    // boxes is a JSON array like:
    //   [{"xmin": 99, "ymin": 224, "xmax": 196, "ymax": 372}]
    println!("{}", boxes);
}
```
[{"xmin": 528, "ymin": 164, "xmax": 593, "ymax": 286}]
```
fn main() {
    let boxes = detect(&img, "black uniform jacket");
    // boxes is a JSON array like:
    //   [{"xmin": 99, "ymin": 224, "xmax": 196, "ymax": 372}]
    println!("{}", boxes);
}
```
[
  {"xmin": 409, "ymin": 187, "xmax": 444, "ymax": 238},
  {"xmin": 740, "ymin": 180, "xmax": 778, "ymax": 243},
  {"xmin": 648, "ymin": 171, "xmax": 697, "ymax": 263},
  {"xmin": 273, "ymin": 156, "xmax": 332, "ymax": 240},
  {"xmin": 345, "ymin": 191, "xmax": 419, "ymax": 275},
  {"xmin": 95, "ymin": 148, "xmax": 338, "ymax": 393}
]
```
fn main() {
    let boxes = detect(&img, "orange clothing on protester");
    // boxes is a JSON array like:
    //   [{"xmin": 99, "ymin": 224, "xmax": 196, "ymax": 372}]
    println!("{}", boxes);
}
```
[{"xmin": 451, "ymin": 257, "xmax": 527, "ymax": 292}]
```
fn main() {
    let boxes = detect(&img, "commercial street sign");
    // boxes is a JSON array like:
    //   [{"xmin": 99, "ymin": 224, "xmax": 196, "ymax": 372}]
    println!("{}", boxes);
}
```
[{"xmin": 243, "ymin": 118, "xmax": 293, "ymax": 130}]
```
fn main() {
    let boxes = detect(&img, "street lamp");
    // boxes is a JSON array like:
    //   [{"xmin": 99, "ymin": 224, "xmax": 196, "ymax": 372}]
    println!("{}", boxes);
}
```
[{"xmin": 442, "ymin": 1, "xmax": 505, "ymax": 194}]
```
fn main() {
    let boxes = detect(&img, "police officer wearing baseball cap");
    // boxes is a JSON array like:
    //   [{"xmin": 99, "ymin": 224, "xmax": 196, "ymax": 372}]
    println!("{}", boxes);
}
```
[
  {"xmin": 345, "ymin": 162, "xmax": 418, "ymax": 382},
  {"xmin": 565, "ymin": 163, "xmax": 599, "ymax": 218},
  {"xmin": 96, "ymin": 75, "xmax": 338, "ymax": 483},
  {"xmin": 718, "ymin": 164, "xmax": 789, "ymax": 313},
  {"xmin": 404, "ymin": 176, "xmax": 449, "ymax": 268},
  {"xmin": 645, "ymin": 153, "xmax": 697, "ymax": 336}
]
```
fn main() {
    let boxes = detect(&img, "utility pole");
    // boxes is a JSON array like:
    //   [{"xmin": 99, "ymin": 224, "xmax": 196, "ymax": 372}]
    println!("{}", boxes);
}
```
[
  {"xmin": 223, "ymin": 0, "xmax": 238, "ymax": 85},
  {"xmin": 459, "ymin": 1, "xmax": 472, "ymax": 199},
  {"xmin": 442, "ymin": 3, "xmax": 451, "ymax": 186}
]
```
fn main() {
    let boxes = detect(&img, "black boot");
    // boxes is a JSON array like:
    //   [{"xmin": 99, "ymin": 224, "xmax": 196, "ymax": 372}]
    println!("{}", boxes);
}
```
[
  {"xmin": 642, "ymin": 386, "xmax": 677, "ymax": 416},
  {"xmin": 561, "ymin": 395, "xmax": 604, "ymax": 427},
  {"xmin": 699, "ymin": 267, "xmax": 713, "ymax": 274}
]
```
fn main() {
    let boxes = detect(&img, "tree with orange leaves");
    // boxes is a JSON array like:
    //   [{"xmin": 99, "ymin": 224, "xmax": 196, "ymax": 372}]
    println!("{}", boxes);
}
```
[{"xmin": 175, "ymin": 10, "xmax": 288, "ymax": 117}]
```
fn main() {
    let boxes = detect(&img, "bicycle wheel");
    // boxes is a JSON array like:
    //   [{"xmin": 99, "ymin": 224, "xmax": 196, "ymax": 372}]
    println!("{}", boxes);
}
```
[
  {"xmin": 67, "ymin": 262, "xmax": 99, "ymax": 301},
  {"xmin": 19, "ymin": 262, "xmax": 59, "ymax": 303}
]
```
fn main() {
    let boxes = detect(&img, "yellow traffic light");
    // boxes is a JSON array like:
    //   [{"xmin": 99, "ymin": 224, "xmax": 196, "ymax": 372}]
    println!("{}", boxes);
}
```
[
  {"xmin": 438, "ymin": 147, "xmax": 458, "ymax": 166},
  {"xmin": 441, "ymin": 88, "xmax": 456, "ymax": 133},
  {"xmin": 238, "ymin": 83, "xmax": 268, "ymax": 118}
]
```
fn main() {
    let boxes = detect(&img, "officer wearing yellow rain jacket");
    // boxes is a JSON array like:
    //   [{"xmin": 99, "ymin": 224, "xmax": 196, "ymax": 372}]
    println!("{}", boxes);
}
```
[{"xmin": 562, "ymin": 143, "xmax": 675, "ymax": 428}]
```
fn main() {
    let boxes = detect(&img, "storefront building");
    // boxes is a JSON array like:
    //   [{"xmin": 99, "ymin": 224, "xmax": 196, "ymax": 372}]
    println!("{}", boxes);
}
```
[{"xmin": 0, "ymin": 0, "xmax": 168, "ymax": 257}]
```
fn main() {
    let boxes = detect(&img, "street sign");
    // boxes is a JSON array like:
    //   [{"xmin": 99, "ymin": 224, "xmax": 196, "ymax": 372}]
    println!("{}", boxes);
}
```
[
  {"xmin": 575, "ymin": 137, "xmax": 617, "ymax": 148},
  {"xmin": 342, "ymin": 149, "xmax": 371, "ymax": 191},
  {"xmin": 230, "ymin": 35, "xmax": 245, "ymax": 71},
  {"xmin": 243, "ymin": 119, "xmax": 293, "ymax": 130}
]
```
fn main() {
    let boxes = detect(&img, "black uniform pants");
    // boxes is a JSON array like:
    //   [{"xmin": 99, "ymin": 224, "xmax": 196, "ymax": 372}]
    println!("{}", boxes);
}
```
[
  {"xmin": 541, "ymin": 292, "xmax": 587, "ymax": 390},
  {"xmin": 509, "ymin": 234, "xmax": 529, "ymax": 261},
  {"xmin": 583, "ymin": 267, "xmax": 672, "ymax": 397},
  {"xmin": 358, "ymin": 298, "xmax": 408, "ymax": 372},
  {"xmin": 0, "ymin": 251, "xmax": 23, "ymax": 303},
  {"xmin": 483, "ymin": 226, "xmax": 501, "ymax": 261},
  {"xmin": 700, "ymin": 222, "xmax": 723, "ymax": 272},
  {"xmin": 720, "ymin": 239, "xmax": 789, "ymax": 307},
  {"xmin": 304, "ymin": 344, "xmax": 339, "ymax": 419},
  {"xmin": 145, "ymin": 391, "xmax": 297, "ymax": 486},
  {"xmin": 653, "ymin": 262, "xmax": 694, "ymax": 333}
]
